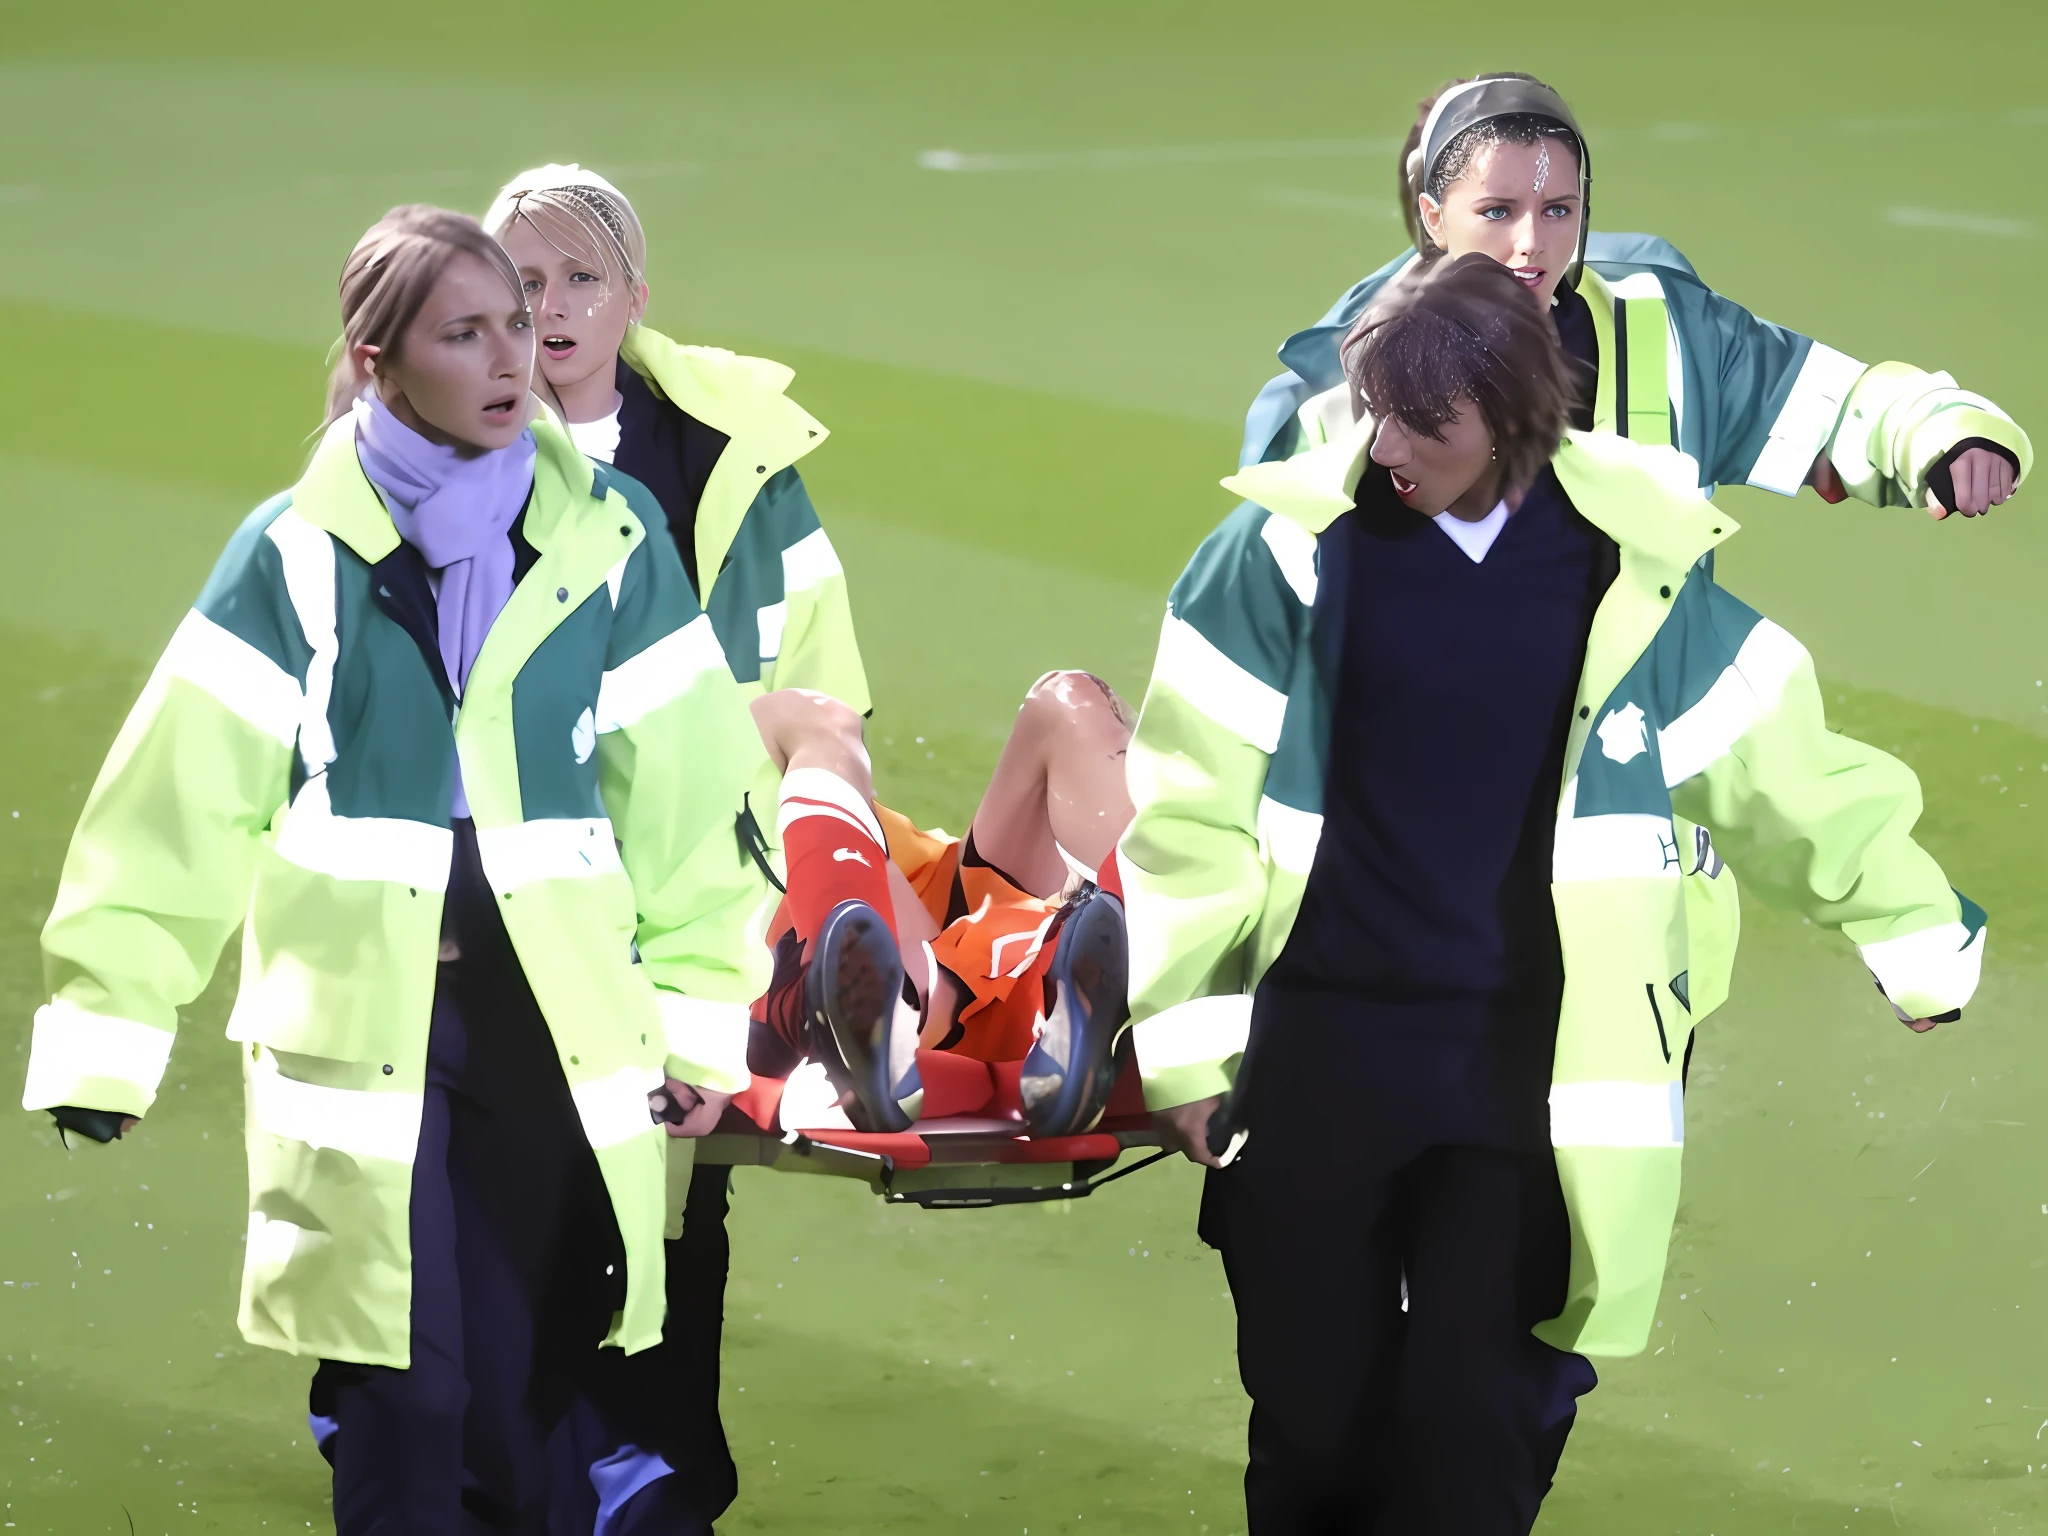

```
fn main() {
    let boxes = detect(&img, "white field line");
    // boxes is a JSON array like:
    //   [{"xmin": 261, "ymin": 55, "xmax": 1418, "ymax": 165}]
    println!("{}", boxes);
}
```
[
  {"xmin": 1261, "ymin": 187, "xmax": 1401, "ymax": 217},
  {"xmin": 1885, "ymin": 206, "xmax": 2035, "ymax": 238},
  {"xmin": 917, "ymin": 138, "xmax": 1396, "ymax": 174},
  {"xmin": 912, "ymin": 105, "xmax": 2047, "ymax": 180}
]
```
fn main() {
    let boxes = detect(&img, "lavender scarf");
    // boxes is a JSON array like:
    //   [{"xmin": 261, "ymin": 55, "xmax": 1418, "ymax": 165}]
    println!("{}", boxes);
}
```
[
  {"xmin": 352, "ymin": 393, "xmax": 536, "ymax": 697},
  {"xmin": 353, "ymin": 394, "xmax": 535, "ymax": 818}
]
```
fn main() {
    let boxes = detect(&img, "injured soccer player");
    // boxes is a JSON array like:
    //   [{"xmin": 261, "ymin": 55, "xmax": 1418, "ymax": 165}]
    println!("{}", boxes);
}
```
[{"xmin": 729, "ymin": 671, "xmax": 1137, "ymax": 1139}]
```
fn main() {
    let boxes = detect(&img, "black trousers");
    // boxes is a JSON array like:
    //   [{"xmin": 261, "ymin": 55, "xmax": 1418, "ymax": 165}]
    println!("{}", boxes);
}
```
[
  {"xmin": 312, "ymin": 895, "xmax": 628, "ymax": 1534},
  {"xmin": 547, "ymin": 1158, "xmax": 737, "ymax": 1535},
  {"xmin": 1206, "ymin": 990, "xmax": 1594, "ymax": 1536}
]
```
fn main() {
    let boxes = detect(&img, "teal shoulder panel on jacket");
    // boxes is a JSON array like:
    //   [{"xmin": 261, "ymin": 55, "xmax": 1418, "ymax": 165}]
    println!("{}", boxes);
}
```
[
  {"xmin": 193, "ymin": 492, "xmax": 317, "ymax": 684},
  {"xmin": 512, "ymin": 590, "xmax": 614, "ymax": 823},
  {"xmin": 602, "ymin": 462, "xmax": 664, "ymax": 536},
  {"xmin": 700, "ymin": 466, "xmax": 819, "ymax": 686},
  {"xmin": 752, "ymin": 465, "xmax": 824, "ymax": 545},
  {"xmin": 1582, "ymin": 231, "xmax": 1699, "ymax": 280},
  {"xmin": 1643, "ymin": 274, "xmax": 1815, "ymax": 490},
  {"xmin": 1574, "ymin": 576, "xmax": 1780, "ymax": 821},
  {"xmin": 604, "ymin": 470, "xmax": 708, "ymax": 669},
  {"xmin": 1168, "ymin": 503, "xmax": 1305, "ymax": 695},
  {"xmin": 324, "ymin": 547, "xmax": 459, "ymax": 825}
]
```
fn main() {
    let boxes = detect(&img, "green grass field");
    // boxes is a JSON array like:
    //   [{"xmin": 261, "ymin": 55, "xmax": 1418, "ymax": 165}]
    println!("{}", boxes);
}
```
[{"xmin": 4, "ymin": 1, "xmax": 2047, "ymax": 1530}]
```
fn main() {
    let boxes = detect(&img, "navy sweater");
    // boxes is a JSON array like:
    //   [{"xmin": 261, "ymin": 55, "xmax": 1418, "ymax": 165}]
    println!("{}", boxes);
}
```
[{"xmin": 1266, "ymin": 466, "xmax": 1614, "ymax": 1023}]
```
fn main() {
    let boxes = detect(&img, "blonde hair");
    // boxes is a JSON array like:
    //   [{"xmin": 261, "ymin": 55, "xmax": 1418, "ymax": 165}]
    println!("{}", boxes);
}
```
[
  {"xmin": 484, "ymin": 164, "xmax": 647, "ymax": 293},
  {"xmin": 325, "ymin": 205, "xmax": 526, "ymax": 424}
]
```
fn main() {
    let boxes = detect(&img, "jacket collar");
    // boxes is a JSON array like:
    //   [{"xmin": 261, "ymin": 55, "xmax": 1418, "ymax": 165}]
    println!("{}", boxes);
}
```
[
  {"xmin": 1222, "ymin": 415, "xmax": 1734, "ymax": 571},
  {"xmin": 619, "ymin": 325, "xmax": 828, "ymax": 464},
  {"xmin": 1574, "ymin": 266, "xmax": 1619, "ymax": 436},
  {"xmin": 1551, "ymin": 429, "xmax": 1731, "ymax": 571},
  {"xmin": 290, "ymin": 400, "xmax": 592, "ymax": 565},
  {"xmin": 619, "ymin": 324, "xmax": 828, "ymax": 596},
  {"xmin": 1220, "ymin": 408, "xmax": 1377, "ymax": 534}
]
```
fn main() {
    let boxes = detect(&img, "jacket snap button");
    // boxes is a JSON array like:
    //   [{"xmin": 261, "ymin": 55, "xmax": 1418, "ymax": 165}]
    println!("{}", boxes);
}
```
[
  {"xmin": 1660, "ymin": 585, "xmax": 1672, "ymax": 599},
  {"xmin": 755, "ymin": 464, "xmax": 766, "ymax": 474},
  {"xmin": 556, "ymin": 586, "xmax": 569, "ymax": 602},
  {"xmin": 382, "ymin": 1064, "xmax": 394, "ymax": 1076},
  {"xmin": 1578, "ymin": 706, "xmax": 1590, "ymax": 719},
  {"xmin": 570, "ymin": 1055, "xmax": 580, "ymax": 1066},
  {"xmin": 619, "ymin": 525, "xmax": 631, "ymax": 536}
]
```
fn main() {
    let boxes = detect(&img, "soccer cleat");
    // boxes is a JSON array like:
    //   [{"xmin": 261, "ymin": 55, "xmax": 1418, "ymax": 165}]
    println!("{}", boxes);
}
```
[
  {"xmin": 1019, "ymin": 887, "xmax": 1129, "ymax": 1138},
  {"xmin": 805, "ymin": 900, "xmax": 917, "ymax": 1133}
]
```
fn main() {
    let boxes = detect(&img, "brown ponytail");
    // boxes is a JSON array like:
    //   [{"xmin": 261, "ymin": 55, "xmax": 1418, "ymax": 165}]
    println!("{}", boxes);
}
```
[
  {"xmin": 1398, "ymin": 78, "xmax": 1471, "ymax": 251},
  {"xmin": 323, "ymin": 205, "xmax": 526, "ymax": 426}
]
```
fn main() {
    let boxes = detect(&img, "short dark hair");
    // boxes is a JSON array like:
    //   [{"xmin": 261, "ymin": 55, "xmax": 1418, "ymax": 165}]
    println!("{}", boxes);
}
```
[{"xmin": 1339, "ymin": 252, "xmax": 1573, "ymax": 496}]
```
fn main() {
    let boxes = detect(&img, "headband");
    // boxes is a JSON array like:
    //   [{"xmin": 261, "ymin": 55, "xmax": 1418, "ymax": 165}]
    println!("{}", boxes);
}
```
[{"xmin": 1410, "ymin": 76, "xmax": 1592, "ymax": 293}]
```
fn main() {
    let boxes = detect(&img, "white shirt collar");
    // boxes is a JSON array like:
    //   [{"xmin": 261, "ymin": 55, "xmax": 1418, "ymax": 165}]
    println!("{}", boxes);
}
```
[{"xmin": 1431, "ymin": 500, "xmax": 1510, "ymax": 563}]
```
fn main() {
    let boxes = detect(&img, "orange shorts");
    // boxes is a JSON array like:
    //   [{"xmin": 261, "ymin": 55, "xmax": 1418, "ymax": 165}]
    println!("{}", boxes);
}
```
[{"xmin": 876, "ymin": 804, "xmax": 1061, "ymax": 1065}]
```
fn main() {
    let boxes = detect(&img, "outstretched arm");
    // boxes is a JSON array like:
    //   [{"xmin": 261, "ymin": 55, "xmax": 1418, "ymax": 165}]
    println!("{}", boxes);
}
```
[
  {"xmin": 1666, "ymin": 587, "xmax": 1983, "ymax": 1026},
  {"xmin": 1697, "ymin": 283, "xmax": 2031, "ymax": 516}
]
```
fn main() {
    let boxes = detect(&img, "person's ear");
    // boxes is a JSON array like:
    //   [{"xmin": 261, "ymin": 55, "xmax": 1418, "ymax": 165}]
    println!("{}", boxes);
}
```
[
  {"xmin": 350, "ymin": 341, "xmax": 382, "ymax": 380},
  {"xmin": 1417, "ymin": 193, "xmax": 1445, "ymax": 249},
  {"xmin": 629, "ymin": 281, "xmax": 650, "ymax": 327}
]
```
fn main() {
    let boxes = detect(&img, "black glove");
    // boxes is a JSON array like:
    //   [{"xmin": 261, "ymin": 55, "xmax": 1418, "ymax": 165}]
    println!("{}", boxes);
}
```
[
  {"xmin": 49, "ymin": 1106, "xmax": 129, "ymax": 1145},
  {"xmin": 1927, "ymin": 438, "xmax": 2019, "ymax": 515}
]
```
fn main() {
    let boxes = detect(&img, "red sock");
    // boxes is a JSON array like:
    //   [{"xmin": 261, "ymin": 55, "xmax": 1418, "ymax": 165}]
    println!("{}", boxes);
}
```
[
  {"xmin": 1094, "ymin": 850, "xmax": 1123, "ymax": 901},
  {"xmin": 777, "ymin": 767, "xmax": 893, "ymax": 947}
]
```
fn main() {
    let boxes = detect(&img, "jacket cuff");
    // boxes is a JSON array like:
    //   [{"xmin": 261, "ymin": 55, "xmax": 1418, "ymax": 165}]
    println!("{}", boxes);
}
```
[
  {"xmin": 21, "ymin": 1002, "xmax": 174, "ymax": 1118},
  {"xmin": 654, "ymin": 992, "xmax": 754, "ymax": 1095},
  {"xmin": 1858, "ymin": 918, "xmax": 1986, "ymax": 1022},
  {"xmin": 1132, "ymin": 994, "xmax": 1252, "ymax": 1111}
]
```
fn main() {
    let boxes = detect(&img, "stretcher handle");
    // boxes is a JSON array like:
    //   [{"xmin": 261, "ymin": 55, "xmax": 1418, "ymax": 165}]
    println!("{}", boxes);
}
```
[{"xmin": 883, "ymin": 1148, "xmax": 1173, "ymax": 1209}]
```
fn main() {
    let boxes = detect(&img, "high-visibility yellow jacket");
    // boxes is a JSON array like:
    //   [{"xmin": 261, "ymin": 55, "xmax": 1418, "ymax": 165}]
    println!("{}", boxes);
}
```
[
  {"xmin": 23, "ymin": 414, "xmax": 773, "ymax": 1367},
  {"xmin": 1120, "ymin": 423, "xmax": 1985, "ymax": 1356}
]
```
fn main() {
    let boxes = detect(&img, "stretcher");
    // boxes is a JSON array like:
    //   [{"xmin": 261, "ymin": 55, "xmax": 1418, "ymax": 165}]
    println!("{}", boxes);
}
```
[{"xmin": 692, "ymin": 1043, "xmax": 1166, "ymax": 1209}]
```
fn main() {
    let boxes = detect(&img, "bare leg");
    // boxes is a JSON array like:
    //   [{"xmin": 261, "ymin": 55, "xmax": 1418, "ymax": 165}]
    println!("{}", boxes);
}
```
[
  {"xmin": 749, "ymin": 678, "xmax": 1132, "ymax": 1051},
  {"xmin": 967, "ymin": 671, "xmax": 1135, "ymax": 900},
  {"xmin": 750, "ymin": 689, "xmax": 874, "ymax": 801},
  {"xmin": 753, "ymin": 690, "xmax": 952, "ymax": 1020}
]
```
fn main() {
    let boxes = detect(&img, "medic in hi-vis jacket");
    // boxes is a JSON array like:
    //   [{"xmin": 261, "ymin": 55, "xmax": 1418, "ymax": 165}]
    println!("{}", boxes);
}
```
[{"xmin": 1244, "ymin": 73, "xmax": 2031, "ymax": 519}]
